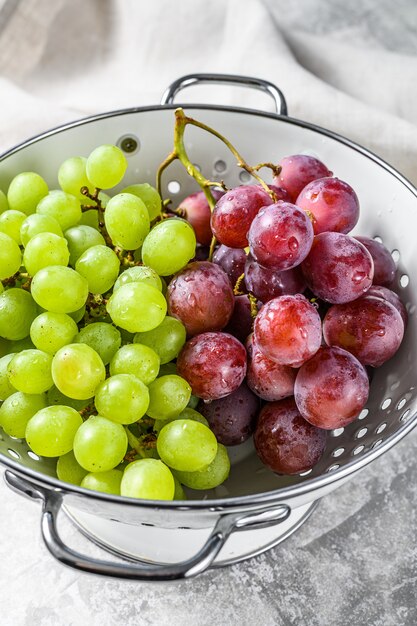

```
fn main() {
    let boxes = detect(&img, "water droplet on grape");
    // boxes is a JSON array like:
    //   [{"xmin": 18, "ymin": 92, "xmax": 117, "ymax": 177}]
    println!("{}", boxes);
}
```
[
  {"xmin": 352, "ymin": 271, "xmax": 367, "ymax": 284},
  {"xmin": 288, "ymin": 237, "xmax": 299, "ymax": 252},
  {"xmin": 299, "ymin": 328, "xmax": 308, "ymax": 339}
]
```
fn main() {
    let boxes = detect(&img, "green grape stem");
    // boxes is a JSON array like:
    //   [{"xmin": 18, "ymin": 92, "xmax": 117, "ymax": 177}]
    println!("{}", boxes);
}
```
[
  {"xmin": 80, "ymin": 186, "xmax": 113, "ymax": 247},
  {"xmin": 233, "ymin": 272, "xmax": 246, "ymax": 296},
  {"xmin": 125, "ymin": 427, "xmax": 157, "ymax": 459},
  {"xmin": 249, "ymin": 293, "xmax": 258, "ymax": 319}
]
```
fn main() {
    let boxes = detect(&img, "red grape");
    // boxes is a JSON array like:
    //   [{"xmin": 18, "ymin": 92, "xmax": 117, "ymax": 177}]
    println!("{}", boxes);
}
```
[
  {"xmin": 254, "ymin": 397, "xmax": 327, "ymax": 475},
  {"xmin": 198, "ymin": 382, "xmax": 259, "ymax": 446},
  {"xmin": 301, "ymin": 232, "xmax": 374, "ymax": 303},
  {"xmin": 354, "ymin": 236, "xmax": 396, "ymax": 287},
  {"xmin": 246, "ymin": 334, "xmax": 296, "ymax": 401},
  {"xmin": 224, "ymin": 295, "xmax": 256, "ymax": 343},
  {"xmin": 167, "ymin": 261, "xmax": 234, "ymax": 337},
  {"xmin": 179, "ymin": 189, "xmax": 223, "ymax": 246},
  {"xmin": 294, "ymin": 346, "xmax": 369, "ymax": 429},
  {"xmin": 296, "ymin": 177, "xmax": 359, "ymax": 235},
  {"xmin": 210, "ymin": 185, "xmax": 273, "ymax": 248},
  {"xmin": 274, "ymin": 154, "xmax": 332, "ymax": 202},
  {"xmin": 248, "ymin": 202, "xmax": 314, "ymax": 271},
  {"xmin": 253, "ymin": 294, "xmax": 322, "ymax": 367},
  {"xmin": 245, "ymin": 255, "xmax": 306, "ymax": 303},
  {"xmin": 366, "ymin": 285, "xmax": 408, "ymax": 327},
  {"xmin": 177, "ymin": 332, "xmax": 247, "ymax": 400},
  {"xmin": 212, "ymin": 244, "xmax": 246, "ymax": 286},
  {"xmin": 323, "ymin": 295, "xmax": 404, "ymax": 367}
]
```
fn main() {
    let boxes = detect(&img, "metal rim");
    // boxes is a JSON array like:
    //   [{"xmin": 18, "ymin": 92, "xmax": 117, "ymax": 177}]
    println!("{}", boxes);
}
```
[{"xmin": 1, "ymin": 102, "xmax": 417, "ymax": 511}]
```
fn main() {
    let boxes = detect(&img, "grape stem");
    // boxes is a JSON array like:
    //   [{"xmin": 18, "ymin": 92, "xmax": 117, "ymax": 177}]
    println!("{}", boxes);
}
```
[
  {"xmin": 233, "ymin": 273, "xmax": 246, "ymax": 296},
  {"xmin": 125, "ymin": 427, "xmax": 157, "ymax": 459},
  {"xmin": 81, "ymin": 186, "xmax": 113, "ymax": 247}
]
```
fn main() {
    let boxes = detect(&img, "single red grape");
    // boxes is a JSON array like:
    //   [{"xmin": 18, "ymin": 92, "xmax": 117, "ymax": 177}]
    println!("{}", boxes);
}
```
[
  {"xmin": 253, "ymin": 294, "xmax": 322, "ymax": 367},
  {"xmin": 212, "ymin": 244, "xmax": 247, "ymax": 286},
  {"xmin": 294, "ymin": 346, "xmax": 369, "ymax": 429},
  {"xmin": 179, "ymin": 189, "xmax": 223, "ymax": 246},
  {"xmin": 254, "ymin": 397, "xmax": 327, "ymax": 475},
  {"xmin": 245, "ymin": 255, "xmax": 306, "ymax": 303},
  {"xmin": 167, "ymin": 261, "xmax": 234, "ymax": 337},
  {"xmin": 301, "ymin": 232, "xmax": 374, "ymax": 303},
  {"xmin": 246, "ymin": 334, "xmax": 296, "ymax": 401},
  {"xmin": 366, "ymin": 285, "xmax": 408, "ymax": 327},
  {"xmin": 296, "ymin": 177, "xmax": 359, "ymax": 235},
  {"xmin": 354, "ymin": 236, "xmax": 396, "ymax": 287},
  {"xmin": 274, "ymin": 154, "xmax": 332, "ymax": 202},
  {"xmin": 177, "ymin": 332, "xmax": 247, "ymax": 400}
]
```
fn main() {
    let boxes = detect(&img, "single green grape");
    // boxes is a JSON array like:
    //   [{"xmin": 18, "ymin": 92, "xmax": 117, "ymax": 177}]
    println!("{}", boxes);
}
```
[
  {"xmin": 0, "ymin": 353, "xmax": 17, "ymax": 400},
  {"xmin": 120, "ymin": 458, "xmax": 174, "ymax": 500},
  {"xmin": 0, "ymin": 189, "xmax": 8, "ymax": 213},
  {"xmin": 36, "ymin": 190, "xmax": 82, "ymax": 231},
  {"xmin": 174, "ymin": 445, "xmax": 230, "ymax": 490},
  {"xmin": 30, "ymin": 312, "xmax": 78, "ymax": 354},
  {"xmin": 141, "ymin": 219, "xmax": 196, "ymax": 276},
  {"xmin": 0, "ymin": 391, "xmax": 46, "ymax": 438},
  {"xmin": 31, "ymin": 265, "xmax": 88, "ymax": 313},
  {"xmin": 23, "ymin": 232, "xmax": 69, "ymax": 276},
  {"xmin": 104, "ymin": 193, "xmax": 150, "ymax": 250},
  {"xmin": 75, "ymin": 245, "xmax": 120, "ymax": 294},
  {"xmin": 153, "ymin": 407, "xmax": 209, "ymax": 432},
  {"xmin": 26, "ymin": 405, "xmax": 83, "ymax": 457},
  {"xmin": 7, "ymin": 172, "xmax": 48, "ymax": 215},
  {"xmin": 0, "ymin": 232, "xmax": 22, "ymax": 280},
  {"xmin": 109, "ymin": 343, "xmax": 160, "ymax": 385},
  {"xmin": 133, "ymin": 316, "xmax": 186, "ymax": 364},
  {"xmin": 94, "ymin": 374, "xmax": 149, "ymax": 424},
  {"xmin": 81, "ymin": 469, "xmax": 123, "ymax": 495},
  {"xmin": 86, "ymin": 145, "xmax": 127, "ymax": 189},
  {"xmin": 156, "ymin": 419, "xmax": 218, "ymax": 472},
  {"xmin": 75, "ymin": 322, "xmax": 121, "ymax": 365},
  {"xmin": 0, "ymin": 288, "xmax": 38, "ymax": 340},
  {"xmin": 47, "ymin": 385, "xmax": 92, "ymax": 411},
  {"xmin": 64, "ymin": 224, "xmax": 105, "ymax": 266},
  {"xmin": 73, "ymin": 415, "xmax": 128, "ymax": 472},
  {"xmin": 56, "ymin": 451, "xmax": 88, "ymax": 485},
  {"xmin": 147, "ymin": 375, "xmax": 191, "ymax": 420},
  {"xmin": 113, "ymin": 265, "xmax": 162, "ymax": 293},
  {"xmin": 58, "ymin": 156, "xmax": 94, "ymax": 199},
  {"xmin": 52, "ymin": 343, "xmax": 106, "ymax": 400},
  {"xmin": 7, "ymin": 349, "xmax": 53, "ymax": 394},
  {"xmin": 20, "ymin": 213, "xmax": 63, "ymax": 246},
  {"xmin": 122, "ymin": 183, "xmax": 162, "ymax": 221},
  {"xmin": 173, "ymin": 474, "xmax": 186, "ymax": 500},
  {"xmin": 106, "ymin": 282, "xmax": 167, "ymax": 333},
  {"xmin": 0, "ymin": 210, "xmax": 26, "ymax": 244}
]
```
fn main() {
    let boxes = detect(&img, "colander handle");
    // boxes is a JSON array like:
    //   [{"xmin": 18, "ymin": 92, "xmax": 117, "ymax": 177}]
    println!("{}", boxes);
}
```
[
  {"xmin": 161, "ymin": 73, "xmax": 288, "ymax": 115},
  {"xmin": 4, "ymin": 471, "xmax": 291, "ymax": 581}
]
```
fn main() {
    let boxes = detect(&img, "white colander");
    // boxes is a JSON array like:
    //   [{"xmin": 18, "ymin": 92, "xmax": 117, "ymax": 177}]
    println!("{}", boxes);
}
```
[{"xmin": 1, "ymin": 74, "xmax": 416, "ymax": 581}]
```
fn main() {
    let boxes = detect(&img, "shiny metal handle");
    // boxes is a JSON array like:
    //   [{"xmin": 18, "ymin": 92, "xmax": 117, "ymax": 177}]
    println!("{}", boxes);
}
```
[
  {"xmin": 5, "ymin": 471, "xmax": 290, "ymax": 581},
  {"xmin": 161, "ymin": 73, "xmax": 288, "ymax": 115}
]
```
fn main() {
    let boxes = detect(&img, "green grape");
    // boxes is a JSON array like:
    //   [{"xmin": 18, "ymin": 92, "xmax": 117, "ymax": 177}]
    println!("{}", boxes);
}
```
[
  {"xmin": 156, "ymin": 419, "xmax": 218, "ymax": 472},
  {"xmin": 0, "ymin": 391, "xmax": 46, "ymax": 438},
  {"xmin": 26, "ymin": 405, "xmax": 83, "ymax": 457},
  {"xmin": 7, "ymin": 172, "xmax": 48, "ymax": 215},
  {"xmin": 153, "ymin": 407, "xmax": 209, "ymax": 433},
  {"xmin": 122, "ymin": 183, "xmax": 162, "ymax": 221},
  {"xmin": 0, "ymin": 353, "xmax": 17, "ymax": 400},
  {"xmin": 94, "ymin": 374, "xmax": 149, "ymax": 424},
  {"xmin": 147, "ymin": 375, "xmax": 191, "ymax": 420},
  {"xmin": 30, "ymin": 312, "xmax": 78, "ymax": 354},
  {"xmin": 65, "ymin": 225, "xmax": 105, "ymax": 266},
  {"xmin": 81, "ymin": 469, "xmax": 123, "ymax": 495},
  {"xmin": 133, "ymin": 316, "xmax": 186, "ymax": 364},
  {"xmin": 0, "ymin": 288, "xmax": 38, "ymax": 340},
  {"xmin": 56, "ymin": 451, "xmax": 88, "ymax": 485},
  {"xmin": 107, "ymin": 283, "xmax": 167, "ymax": 333},
  {"xmin": 109, "ymin": 343, "xmax": 160, "ymax": 385},
  {"xmin": 36, "ymin": 190, "xmax": 82, "ymax": 231},
  {"xmin": 58, "ymin": 156, "xmax": 93, "ymax": 199},
  {"xmin": 9, "ymin": 337, "xmax": 35, "ymax": 351},
  {"xmin": 0, "ymin": 232, "xmax": 22, "ymax": 279},
  {"xmin": 23, "ymin": 232, "xmax": 69, "ymax": 276},
  {"xmin": 73, "ymin": 415, "xmax": 128, "ymax": 472},
  {"xmin": 75, "ymin": 245, "xmax": 120, "ymax": 294},
  {"xmin": 7, "ymin": 349, "xmax": 53, "ymax": 394},
  {"xmin": 52, "ymin": 343, "xmax": 106, "ymax": 400},
  {"xmin": 47, "ymin": 385, "xmax": 92, "ymax": 411},
  {"xmin": 173, "ymin": 474, "xmax": 186, "ymax": 500},
  {"xmin": 31, "ymin": 266, "xmax": 88, "ymax": 313},
  {"xmin": 174, "ymin": 444, "xmax": 230, "ymax": 490},
  {"xmin": 79, "ymin": 209, "xmax": 99, "ymax": 229},
  {"xmin": 104, "ymin": 193, "xmax": 150, "ymax": 250},
  {"xmin": 86, "ymin": 145, "xmax": 127, "ymax": 189},
  {"xmin": 0, "ymin": 210, "xmax": 26, "ymax": 244},
  {"xmin": 113, "ymin": 265, "xmax": 162, "ymax": 293},
  {"xmin": 120, "ymin": 458, "xmax": 174, "ymax": 500},
  {"xmin": 76, "ymin": 322, "xmax": 121, "ymax": 365},
  {"xmin": 20, "ymin": 213, "xmax": 63, "ymax": 247},
  {"xmin": 141, "ymin": 219, "xmax": 196, "ymax": 276},
  {"xmin": 68, "ymin": 305, "xmax": 86, "ymax": 323},
  {"xmin": 0, "ymin": 189, "xmax": 8, "ymax": 213}
]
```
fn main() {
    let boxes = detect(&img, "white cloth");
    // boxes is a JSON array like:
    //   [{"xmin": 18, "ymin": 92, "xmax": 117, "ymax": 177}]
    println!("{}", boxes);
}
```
[{"xmin": 0, "ymin": 0, "xmax": 416, "ymax": 184}]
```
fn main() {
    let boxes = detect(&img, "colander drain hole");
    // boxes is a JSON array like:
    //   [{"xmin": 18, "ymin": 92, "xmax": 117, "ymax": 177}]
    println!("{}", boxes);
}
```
[
  {"xmin": 167, "ymin": 180, "xmax": 181, "ymax": 194},
  {"xmin": 214, "ymin": 159, "xmax": 227, "ymax": 173},
  {"xmin": 352, "ymin": 445, "xmax": 365, "ymax": 456},
  {"xmin": 391, "ymin": 249, "xmax": 400, "ymax": 263},
  {"xmin": 355, "ymin": 427, "xmax": 368, "ymax": 439},
  {"xmin": 7, "ymin": 449, "xmax": 20, "ymax": 460},
  {"xmin": 400, "ymin": 274, "xmax": 409, "ymax": 288},
  {"xmin": 381, "ymin": 398, "xmax": 392, "ymax": 410},
  {"xmin": 332, "ymin": 447, "xmax": 344, "ymax": 458}
]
